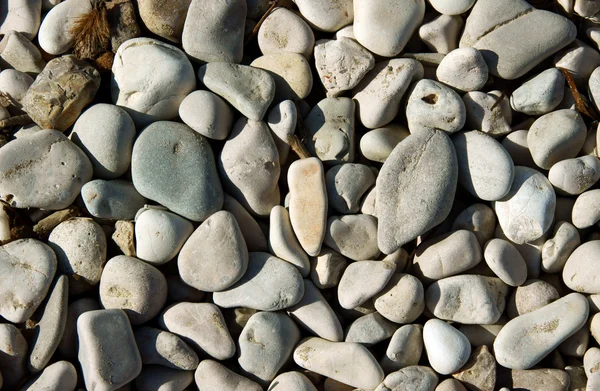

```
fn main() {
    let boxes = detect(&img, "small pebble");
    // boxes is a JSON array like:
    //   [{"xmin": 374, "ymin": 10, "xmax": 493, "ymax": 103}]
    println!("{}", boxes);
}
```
[
  {"xmin": 178, "ymin": 90, "xmax": 234, "ymax": 141},
  {"xmin": 251, "ymin": 53, "xmax": 313, "ymax": 102},
  {"xmin": 541, "ymin": 221, "xmax": 580, "ymax": 273},
  {"xmin": 572, "ymin": 189, "xmax": 600, "ymax": 229},
  {"xmin": 345, "ymin": 312, "xmax": 397, "ymax": 346},
  {"xmin": 194, "ymin": 359, "xmax": 262, "ymax": 391},
  {"xmin": 374, "ymin": 273, "xmax": 425, "ymax": 324},
  {"xmin": 20, "ymin": 361, "xmax": 77, "ymax": 391},
  {"xmin": 0, "ymin": 30, "xmax": 46, "ymax": 74},
  {"xmin": 375, "ymin": 365, "xmax": 438, "ymax": 391},
  {"xmin": 548, "ymin": 155, "xmax": 600, "ymax": 195},
  {"xmin": 483, "ymin": 238, "xmax": 528, "ymax": 287},
  {"xmin": 423, "ymin": 319, "xmax": 471, "ymax": 375},
  {"xmin": 134, "ymin": 326, "xmax": 199, "ymax": 371},
  {"xmin": 510, "ymin": 68, "xmax": 565, "ymax": 115},
  {"xmin": 419, "ymin": 14, "xmax": 463, "ymax": 54},
  {"xmin": 380, "ymin": 324, "xmax": 423, "ymax": 372},
  {"xmin": 0, "ymin": 324, "xmax": 28, "ymax": 388},
  {"xmin": 436, "ymin": 48, "xmax": 488, "ymax": 92},
  {"xmin": 506, "ymin": 279, "xmax": 560, "ymax": 319},
  {"xmin": 563, "ymin": 241, "xmax": 600, "ymax": 293},
  {"xmin": 451, "ymin": 203, "xmax": 497, "ymax": 247},
  {"xmin": 81, "ymin": 179, "xmax": 146, "ymax": 220},
  {"xmin": 258, "ymin": 7, "xmax": 315, "ymax": 58},
  {"xmin": 360, "ymin": 125, "xmax": 410, "ymax": 163},
  {"xmin": 268, "ymin": 371, "xmax": 318, "ymax": 391},
  {"xmin": 310, "ymin": 247, "xmax": 348, "ymax": 289},
  {"xmin": 463, "ymin": 91, "xmax": 513, "ymax": 137}
]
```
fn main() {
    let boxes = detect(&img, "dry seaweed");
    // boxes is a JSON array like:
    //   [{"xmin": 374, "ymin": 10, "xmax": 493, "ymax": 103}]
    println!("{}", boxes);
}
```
[{"xmin": 71, "ymin": 0, "xmax": 111, "ymax": 60}]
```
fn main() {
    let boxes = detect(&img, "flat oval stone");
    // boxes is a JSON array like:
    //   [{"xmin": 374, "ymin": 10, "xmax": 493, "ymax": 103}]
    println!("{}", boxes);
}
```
[
  {"xmin": 541, "ymin": 221, "xmax": 580, "ymax": 273},
  {"xmin": 563, "ymin": 241, "xmax": 600, "ymax": 293},
  {"xmin": 158, "ymin": 302, "xmax": 235, "ymax": 360},
  {"xmin": 251, "ymin": 53, "xmax": 313, "ymax": 102},
  {"xmin": 463, "ymin": 91, "xmax": 512, "ymax": 137},
  {"xmin": 137, "ymin": 0, "xmax": 191, "ymax": 43},
  {"xmin": 406, "ymin": 79, "xmax": 466, "ymax": 134},
  {"xmin": 134, "ymin": 326, "xmax": 199, "ymax": 371},
  {"xmin": 198, "ymin": 62, "xmax": 275, "ymax": 121},
  {"xmin": 324, "ymin": 214, "xmax": 380, "ymax": 261},
  {"xmin": 572, "ymin": 189, "xmax": 600, "ymax": 228},
  {"xmin": 82, "ymin": 179, "xmax": 146, "ymax": 220},
  {"xmin": 413, "ymin": 230, "xmax": 482, "ymax": 283},
  {"xmin": 269, "ymin": 205, "xmax": 310, "ymax": 277},
  {"xmin": 527, "ymin": 109, "xmax": 587, "ymax": 169},
  {"xmin": 223, "ymin": 193, "xmax": 268, "ymax": 252},
  {"xmin": 353, "ymin": 0, "xmax": 425, "ymax": 57},
  {"xmin": 377, "ymin": 129, "xmax": 458, "ymax": 254},
  {"xmin": 353, "ymin": 59, "xmax": 423, "ymax": 129},
  {"xmin": 213, "ymin": 252, "xmax": 304, "ymax": 311},
  {"xmin": 338, "ymin": 260, "xmax": 396, "ymax": 309},
  {"xmin": 239, "ymin": 311, "xmax": 300, "ymax": 383},
  {"xmin": 288, "ymin": 158, "xmax": 328, "ymax": 256},
  {"xmin": 494, "ymin": 293, "xmax": 589, "ymax": 369},
  {"xmin": 135, "ymin": 207, "xmax": 194, "ymax": 266},
  {"xmin": 548, "ymin": 155, "xmax": 600, "ymax": 195},
  {"xmin": 374, "ymin": 273, "xmax": 424, "ymax": 324},
  {"xmin": 380, "ymin": 325, "xmax": 423, "ymax": 372},
  {"xmin": 219, "ymin": 118, "xmax": 280, "ymax": 217},
  {"xmin": 0, "ymin": 239, "xmax": 57, "ymax": 323},
  {"xmin": 77, "ymin": 309, "xmax": 142, "ymax": 390},
  {"xmin": 131, "ymin": 121, "xmax": 223, "ymax": 222},
  {"xmin": 510, "ymin": 68, "xmax": 565, "ymax": 115},
  {"xmin": 268, "ymin": 371, "xmax": 318, "ymax": 391},
  {"xmin": 493, "ymin": 166, "xmax": 556, "ymax": 244},
  {"xmin": 436, "ymin": 48, "xmax": 488, "ymax": 92},
  {"xmin": 48, "ymin": 218, "xmax": 106, "ymax": 288},
  {"xmin": 258, "ymin": 8, "xmax": 315, "ymax": 58},
  {"xmin": 179, "ymin": 210, "xmax": 248, "ymax": 292},
  {"xmin": 179, "ymin": 90, "xmax": 234, "ymax": 141},
  {"xmin": 293, "ymin": 0, "xmax": 353, "ymax": 32},
  {"xmin": 345, "ymin": 312, "xmax": 397, "ymax": 346},
  {"xmin": 99, "ymin": 255, "xmax": 167, "ymax": 325},
  {"xmin": 375, "ymin": 365, "xmax": 438, "ymax": 391},
  {"xmin": 134, "ymin": 365, "xmax": 194, "ymax": 391},
  {"xmin": 111, "ymin": 38, "xmax": 196, "ymax": 126},
  {"xmin": 452, "ymin": 203, "xmax": 496, "ymax": 247},
  {"xmin": 423, "ymin": 319, "xmax": 471, "ymax": 375},
  {"xmin": 426, "ymin": 275, "xmax": 509, "ymax": 324},
  {"xmin": 37, "ymin": 0, "xmax": 87, "ymax": 54},
  {"xmin": 20, "ymin": 360, "xmax": 77, "ymax": 391},
  {"xmin": 360, "ymin": 125, "xmax": 410, "ymax": 163},
  {"xmin": 484, "ymin": 238, "xmax": 528, "ymax": 287},
  {"xmin": 194, "ymin": 359, "xmax": 262, "ymax": 391},
  {"xmin": 294, "ymin": 337, "xmax": 384, "ymax": 389},
  {"xmin": 70, "ymin": 103, "xmax": 136, "ymax": 179},
  {"xmin": 326, "ymin": 164, "xmax": 375, "ymax": 215},
  {"xmin": 182, "ymin": 0, "xmax": 245, "ymax": 63},
  {"xmin": 0, "ymin": 129, "xmax": 92, "ymax": 209}
]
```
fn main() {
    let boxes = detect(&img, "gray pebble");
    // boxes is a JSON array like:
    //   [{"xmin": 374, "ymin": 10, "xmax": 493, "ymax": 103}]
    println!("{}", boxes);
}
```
[
  {"xmin": 268, "ymin": 371, "xmax": 318, "ymax": 391},
  {"xmin": 510, "ymin": 68, "xmax": 565, "ymax": 115},
  {"xmin": 463, "ymin": 91, "xmax": 512, "ymax": 137},
  {"xmin": 548, "ymin": 155, "xmax": 600, "ymax": 195},
  {"xmin": 293, "ymin": 0, "xmax": 352, "ymax": 32},
  {"xmin": 194, "ymin": 359, "xmax": 262, "ymax": 391},
  {"xmin": 419, "ymin": 14, "xmax": 463, "ymax": 54},
  {"xmin": 451, "ymin": 203, "xmax": 496, "ymax": 247},
  {"xmin": 572, "ymin": 189, "xmax": 600, "ymax": 228},
  {"xmin": 135, "ymin": 366, "xmax": 194, "ymax": 391},
  {"xmin": 0, "ymin": 69, "xmax": 33, "ymax": 104},
  {"xmin": 374, "ymin": 273, "xmax": 424, "ymax": 324},
  {"xmin": 134, "ymin": 326, "xmax": 199, "ymax": 371},
  {"xmin": 82, "ymin": 179, "xmax": 147, "ymax": 220},
  {"xmin": 541, "ymin": 221, "xmax": 580, "ymax": 273},
  {"xmin": 309, "ymin": 247, "xmax": 348, "ymax": 289},
  {"xmin": 345, "ymin": 312, "xmax": 397, "ymax": 346},
  {"xmin": 380, "ymin": 325, "xmax": 423, "ymax": 372},
  {"xmin": 406, "ymin": 79, "xmax": 466, "ymax": 134},
  {"xmin": 360, "ymin": 125, "xmax": 410, "ymax": 163},
  {"xmin": 375, "ymin": 366, "xmax": 438, "ymax": 391},
  {"xmin": 179, "ymin": 90, "xmax": 234, "ymax": 141},
  {"xmin": 338, "ymin": 260, "xmax": 396, "ymax": 309},
  {"xmin": 506, "ymin": 279, "xmax": 560, "ymax": 319},
  {"xmin": 0, "ymin": 30, "xmax": 46, "ymax": 74},
  {"xmin": 324, "ymin": 214, "xmax": 380, "ymax": 261},
  {"xmin": 258, "ymin": 7, "xmax": 315, "ymax": 58},
  {"xmin": 20, "ymin": 361, "xmax": 77, "ymax": 391},
  {"xmin": 0, "ymin": 324, "xmax": 28, "ymax": 388},
  {"xmin": 483, "ymin": 239, "xmax": 528, "ymax": 287},
  {"xmin": 436, "ymin": 48, "xmax": 488, "ymax": 92},
  {"xmin": 326, "ymin": 164, "xmax": 375, "ymax": 214},
  {"xmin": 57, "ymin": 297, "xmax": 100, "ymax": 360}
]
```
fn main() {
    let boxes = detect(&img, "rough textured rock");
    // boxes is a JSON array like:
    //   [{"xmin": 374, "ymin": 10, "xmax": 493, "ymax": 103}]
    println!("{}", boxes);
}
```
[{"xmin": 137, "ymin": 0, "xmax": 191, "ymax": 43}]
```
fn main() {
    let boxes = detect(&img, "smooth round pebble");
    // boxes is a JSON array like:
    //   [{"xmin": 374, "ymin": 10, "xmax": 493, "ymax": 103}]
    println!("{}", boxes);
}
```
[
  {"xmin": 548, "ymin": 155, "xmax": 600, "ymax": 195},
  {"xmin": 563, "ymin": 241, "xmax": 600, "ymax": 293},
  {"xmin": 326, "ymin": 164, "xmax": 375, "ymax": 214},
  {"xmin": 507, "ymin": 279, "xmax": 560, "ymax": 319},
  {"xmin": 484, "ymin": 238, "xmax": 528, "ymax": 286},
  {"xmin": 429, "ymin": 0, "xmax": 476, "ymax": 15},
  {"xmin": 268, "ymin": 371, "xmax": 318, "ymax": 391},
  {"xmin": 324, "ymin": 214, "xmax": 380, "ymax": 261},
  {"xmin": 194, "ymin": 359, "xmax": 262, "ymax": 391},
  {"xmin": 20, "ymin": 360, "xmax": 77, "ymax": 391},
  {"xmin": 81, "ymin": 179, "xmax": 146, "ymax": 220},
  {"xmin": 541, "ymin": 221, "xmax": 580, "ymax": 273},
  {"xmin": 258, "ymin": 8, "xmax": 315, "ymax": 58},
  {"xmin": 510, "ymin": 68, "xmax": 565, "ymax": 115},
  {"xmin": 436, "ymin": 48, "xmax": 488, "ymax": 92},
  {"xmin": 178, "ymin": 90, "xmax": 234, "ymax": 141},
  {"xmin": 572, "ymin": 189, "xmax": 600, "ymax": 229},
  {"xmin": 345, "ymin": 312, "xmax": 397, "ymax": 346},
  {"xmin": 375, "ymin": 365, "xmax": 438, "ymax": 391},
  {"xmin": 293, "ymin": 0, "xmax": 353, "ymax": 32},
  {"xmin": 423, "ymin": 319, "xmax": 471, "ymax": 375},
  {"xmin": 338, "ymin": 260, "xmax": 396, "ymax": 310},
  {"xmin": 451, "ymin": 203, "xmax": 497, "ymax": 247},
  {"xmin": 134, "ymin": 326, "xmax": 199, "ymax": 371},
  {"xmin": 0, "ymin": 69, "xmax": 33, "ymax": 103},
  {"xmin": 374, "ymin": 273, "xmax": 425, "ymax": 324},
  {"xmin": 360, "ymin": 125, "xmax": 410, "ymax": 163},
  {"xmin": 380, "ymin": 325, "xmax": 423, "ymax": 372},
  {"xmin": 37, "ymin": 0, "xmax": 90, "ymax": 55}
]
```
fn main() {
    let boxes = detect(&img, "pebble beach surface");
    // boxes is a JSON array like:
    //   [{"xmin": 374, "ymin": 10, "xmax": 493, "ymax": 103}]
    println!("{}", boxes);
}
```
[{"xmin": 0, "ymin": 0, "xmax": 600, "ymax": 390}]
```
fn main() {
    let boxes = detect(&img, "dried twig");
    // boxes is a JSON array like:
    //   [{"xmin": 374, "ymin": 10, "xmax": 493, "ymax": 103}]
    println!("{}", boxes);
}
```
[
  {"xmin": 71, "ymin": 0, "xmax": 111, "ymax": 60},
  {"xmin": 490, "ymin": 91, "xmax": 507, "ymax": 110},
  {"xmin": 558, "ymin": 67, "xmax": 599, "ymax": 120},
  {"xmin": 0, "ymin": 114, "xmax": 32, "ymax": 130},
  {"xmin": 287, "ymin": 134, "xmax": 311, "ymax": 159},
  {"xmin": 33, "ymin": 207, "xmax": 80, "ymax": 238},
  {"xmin": 0, "ymin": 91, "xmax": 19, "ymax": 109},
  {"xmin": 244, "ymin": 0, "xmax": 280, "ymax": 47}
]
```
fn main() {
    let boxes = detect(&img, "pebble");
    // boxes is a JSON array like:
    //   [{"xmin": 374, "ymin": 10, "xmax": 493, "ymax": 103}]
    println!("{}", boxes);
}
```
[
  {"xmin": 111, "ymin": 38, "xmax": 196, "ymax": 126},
  {"xmin": 134, "ymin": 207, "xmax": 194, "ymax": 266},
  {"xmin": 360, "ymin": 125, "xmax": 410, "ymax": 163},
  {"xmin": 314, "ymin": 38, "xmax": 375, "ymax": 97},
  {"xmin": 258, "ymin": 8, "xmax": 315, "ymax": 58},
  {"xmin": 77, "ymin": 309, "xmax": 141, "ymax": 390},
  {"xmin": 460, "ymin": 0, "xmax": 576, "ymax": 79},
  {"xmin": 135, "ymin": 366, "xmax": 193, "ymax": 391},
  {"xmin": 337, "ymin": 260, "xmax": 396, "ymax": 309},
  {"xmin": 501, "ymin": 130, "xmax": 536, "ymax": 168},
  {"xmin": 324, "ymin": 214, "xmax": 380, "ymax": 261},
  {"xmin": 159, "ymin": 302, "xmax": 235, "ymax": 360},
  {"xmin": 494, "ymin": 293, "xmax": 589, "ymax": 369},
  {"xmin": 219, "ymin": 118, "xmax": 280, "ymax": 216},
  {"xmin": 484, "ymin": 238, "xmax": 528, "ymax": 287},
  {"xmin": 377, "ymin": 129, "xmax": 458, "ymax": 254},
  {"xmin": 405, "ymin": 79, "xmax": 466, "ymax": 134},
  {"xmin": 22, "ymin": 56, "xmax": 101, "ymax": 131},
  {"xmin": 251, "ymin": 53, "xmax": 313, "ymax": 102},
  {"xmin": 310, "ymin": 247, "xmax": 348, "ymax": 289},
  {"xmin": 304, "ymin": 97, "xmax": 356, "ymax": 164},
  {"xmin": 345, "ymin": 312, "xmax": 397, "ymax": 346},
  {"xmin": 137, "ymin": 0, "xmax": 191, "ymax": 43},
  {"xmin": 81, "ymin": 179, "xmax": 146, "ymax": 220},
  {"xmin": 20, "ymin": 360, "xmax": 77, "ymax": 391},
  {"xmin": 353, "ymin": 0, "xmax": 425, "ymax": 57},
  {"xmin": 222, "ymin": 194, "xmax": 268, "ymax": 252},
  {"xmin": 380, "ymin": 325, "xmax": 423, "ymax": 372},
  {"xmin": 0, "ymin": 324, "xmax": 28, "ymax": 388},
  {"xmin": 374, "ymin": 273, "xmax": 425, "ymax": 323},
  {"xmin": 57, "ymin": 297, "xmax": 100, "ymax": 359},
  {"xmin": 288, "ymin": 158, "xmax": 328, "ymax": 256},
  {"xmin": 289, "ymin": 279, "xmax": 343, "ymax": 342},
  {"xmin": 375, "ymin": 366, "xmax": 438, "ymax": 391},
  {"xmin": 293, "ymin": 0, "xmax": 353, "ymax": 32},
  {"xmin": 179, "ymin": 210, "xmax": 248, "ymax": 292},
  {"xmin": 178, "ymin": 90, "xmax": 234, "ymax": 141},
  {"xmin": 463, "ymin": 90, "xmax": 513, "ymax": 137},
  {"xmin": 37, "ymin": 0, "xmax": 90, "ymax": 55},
  {"xmin": 541, "ymin": 221, "xmax": 580, "ymax": 273},
  {"xmin": 213, "ymin": 252, "xmax": 304, "ymax": 311},
  {"xmin": 510, "ymin": 68, "xmax": 565, "ymax": 115},
  {"xmin": 506, "ymin": 279, "xmax": 560, "ymax": 319},
  {"xmin": 239, "ymin": 311, "xmax": 300, "ymax": 383},
  {"xmin": 269, "ymin": 205, "xmax": 310, "ymax": 277},
  {"xmin": 361, "ymin": 186, "xmax": 378, "ymax": 217},
  {"xmin": 429, "ymin": 0, "xmax": 475, "ymax": 14},
  {"xmin": 181, "ymin": 0, "xmax": 245, "ymax": 63},
  {"xmin": 326, "ymin": 164, "xmax": 375, "ymax": 215},
  {"xmin": 267, "ymin": 100, "xmax": 296, "ymax": 164},
  {"xmin": 554, "ymin": 40, "xmax": 600, "ymax": 83},
  {"xmin": 451, "ymin": 203, "xmax": 497, "ymax": 247},
  {"xmin": 505, "ymin": 369, "xmax": 570, "ymax": 391},
  {"xmin": 268, "ymin": 371, "xmax": 318, "ymax": 391},
  {"xmin": 419, "ymin": 14, "xmax": 463, "ymax": 54},
  {"xmin": 199, "ymin": 62, "xmax": 275, "ymax": 121},
  {"xmin": 0, "ymin": 30, "xmax": 46, "ymax": 74},
  {"xmin": 293, "ymin": 337, "xmax": 384, "ymax": 389},
  {"xmin": 48, "ymin": 218, "xmax": 106, "ymax": 289},
  {"xmin": 493, "ymin": 166, "xmax": 556, "ymax": 244},
  {"xmin": 558, "ymin": 325, "xmax": 589, "ymax": 357},
  {"xmin": 131, "ymin": 121, "xmax": 223, "ymax": 222},
  {"xmin": 563, "ymin": 241, "xmax": 600, "ymax": 293},
  {"xmin": 99, "ymin": 255, "xmax": 167, "ymax": 325},
  {"xmin": 0, "ymin": 239, "xmax": 56, "ymax": 323},
  {"xmin": 70, "ymin": 104, "xmax": 136, "ymax": 179},
  {"xmin": 426, "ymin": 275, "xmax": 509, "ymax": 324},
  {"xmin": 452, "ymin": 345, "xmax": 496, "ymax": 391},
  {"xmin": 134, "ymin": 327, "xmax": 199, "ymax": 371},
  {"xmin": 436, "ymin": 379, "xmax": 467, "ymax": 391},
  {"xmin": 436, "ymin": 48, "xmax": 489, "ymax": 92},
  {"xmin": 548, "ymin": 155, "xmax": 600, "ymax": 195},
  {"xmin": 0, "ymin": 69, "xmax": 33, "ymax": 104},
  {"xmin": 413, "ymin": 230, "xmax": 482, "ymax": 282},
  {"xmin": 0, "ymin": 0, "xmax": 41, "ymax": 40},
  {"xmin": 584, "ymin": 347, "xmax": 600, "ymax": 377},
  {"xmin": 423, "ymin": 319, "xmax": 471, "ymax": 375},
  {"xmin": 572, "ymin": 189, "xmax": 600, "ymax": 228},
  {"xmin": 353, "ymin": 59, "xmax": 424, "ymax": 129},
  {"xmin": 27, "ymin": 275, "xmax": 68, "ymax": 373},
  {"xmin": 194, "ymin": 359, "xmax": 262, "ymax": 391}
]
